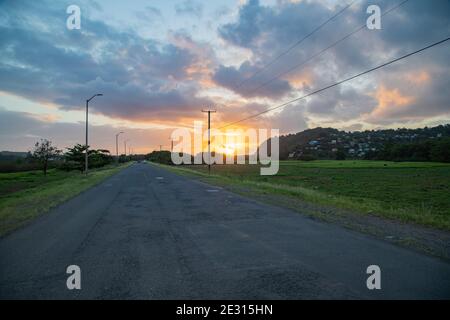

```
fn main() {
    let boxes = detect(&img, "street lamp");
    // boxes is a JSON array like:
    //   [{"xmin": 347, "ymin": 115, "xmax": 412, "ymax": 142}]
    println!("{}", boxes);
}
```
[
  {"xmin": 115, "ymin": 131, "xmax": 124, "ymax": 163},
  {"xmin": 85, "ymin": 93, "xmax": 103, "ymax": 174},
  {"xmin": 124, "ymin": 139, "xmax": 130, "ymax": 156}
]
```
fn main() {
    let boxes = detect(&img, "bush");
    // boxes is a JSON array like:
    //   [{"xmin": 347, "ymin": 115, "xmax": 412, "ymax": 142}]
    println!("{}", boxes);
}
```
[
  {"xmin": 63, "ymin": 144, "xmax": 114, "ymax": 171},
  {"xmin": 430, "ymin": 138, "xmax": 450, "ymax": 162},
  {"xmin": 59, "ymin": 160, "xmax": 82, "ymax": 171},
  {"xmin": 298, "ymin": 154, "xmax": 317, "ymax": 161},
  {"xmin": 146, "ymin": 151, "xmax": 173, "ymax": 165},
  {"xmin": 0, "ymin": 161, "xmax": 42, "ymax": 173}
]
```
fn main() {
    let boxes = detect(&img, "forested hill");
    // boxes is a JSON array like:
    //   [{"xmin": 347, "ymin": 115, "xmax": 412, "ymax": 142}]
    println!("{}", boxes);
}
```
[{"xmin": 277, "ymin": 124, "xmax": 450, "ymax": 162}]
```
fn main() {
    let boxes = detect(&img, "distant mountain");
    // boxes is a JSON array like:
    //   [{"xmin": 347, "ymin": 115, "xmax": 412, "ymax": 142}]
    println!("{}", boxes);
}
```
[
  {"xmin": 0, "ymin": 151, "xmax": 30, "ymax": 161},
  {"xmin": 276, "ymin": 124, "xmax": 450, "ymax": 161}
]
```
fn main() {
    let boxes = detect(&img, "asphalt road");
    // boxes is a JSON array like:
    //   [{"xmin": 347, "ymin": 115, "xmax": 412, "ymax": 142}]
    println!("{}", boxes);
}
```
[{"xmin": 1, "ymin": 162, "xmax": 449, "ymax": 299}]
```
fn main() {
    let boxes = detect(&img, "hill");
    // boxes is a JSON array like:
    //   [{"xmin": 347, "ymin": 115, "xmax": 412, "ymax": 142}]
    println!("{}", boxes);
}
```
[{"xmin": 277, "ymin": 124, "xmax": 450, "ymax": 162}]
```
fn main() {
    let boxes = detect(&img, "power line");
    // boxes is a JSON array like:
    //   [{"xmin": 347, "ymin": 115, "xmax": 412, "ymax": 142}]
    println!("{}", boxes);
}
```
[
  {"xmin": 233, "ymin": 0, "xmax": 357, "ymax": 91},
  {"xmin": 245, "ymin": 0, "xmax": 411, "ymax": 97},
  {"xmin": 218, "ymin": 36, "xmax": 450, "ymax": 129}
]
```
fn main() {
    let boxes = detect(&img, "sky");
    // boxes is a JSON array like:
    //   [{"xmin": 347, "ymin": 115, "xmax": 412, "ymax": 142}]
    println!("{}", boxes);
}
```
[{"xmin": 0, "ymin": 0, "xmax": 449, "ymax": 154}]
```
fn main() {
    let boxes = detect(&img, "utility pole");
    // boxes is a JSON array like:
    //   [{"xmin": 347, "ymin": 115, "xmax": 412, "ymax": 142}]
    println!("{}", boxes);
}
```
[
  {"xmin": 115, "ymin": 131, "xmax": 124, "ymax": 164},
  {"xmin": 202, "ymin": 108, "xmax": 216, "ymax": 175},
  {"xmin": 85, "ymin": 93, "xmax": 103, "ymax": 174},
  {"xmin": 159, "ymin": 144, "xmax": 163, "ymax": 163}
]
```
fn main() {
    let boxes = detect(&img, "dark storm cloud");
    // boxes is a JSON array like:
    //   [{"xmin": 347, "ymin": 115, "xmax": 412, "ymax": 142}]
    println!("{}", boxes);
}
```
[
  {"xmin": 214, "ymin": 0, "xmax": 450, "ymax": 125},
  {"xmin": 0, "ymin": 0, "xmax": 212, "ymax": 122}
]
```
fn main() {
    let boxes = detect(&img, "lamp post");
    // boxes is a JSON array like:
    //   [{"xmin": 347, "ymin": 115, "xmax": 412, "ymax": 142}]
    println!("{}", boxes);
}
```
[
  {"xmin": 85, "ymin": 93, "xmax": 103, "ymax": 174},
  {"xmin": 115, "ymin": 131, "xmax": 124, "ymax": 163},
  {"xmin": 124, "ymin": 139, "xmax": 130, "ymax": 156}
]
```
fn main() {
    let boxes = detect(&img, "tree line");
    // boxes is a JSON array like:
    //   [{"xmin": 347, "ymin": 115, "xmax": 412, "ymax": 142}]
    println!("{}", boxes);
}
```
[
  {"xmin": 364, "ymin": 137, "xmax": 450, "ymax": 162},
  {"xmin": 30, "ymin": 139, "xmax": 117, "ymax": 175}
]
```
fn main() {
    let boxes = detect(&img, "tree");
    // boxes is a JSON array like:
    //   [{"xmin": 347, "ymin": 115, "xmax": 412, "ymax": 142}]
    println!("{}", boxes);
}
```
[
  {"xmin": 430, "ymin": 138, "xmax": 450, "ymax": 162},
  {"xmin": 89, "ymin": 149, "xmax": 113, "ymax": 168},
  {"xmin": 62, "ymin": 144, "xmax": 114, "ymax": 171},
  {"xmin": 32, "ymin": 139, "xmax": 61, "ymax": 175},
  {"xmin": 63, "ymin": 144, "xmax": 87, "ymax": 171}
]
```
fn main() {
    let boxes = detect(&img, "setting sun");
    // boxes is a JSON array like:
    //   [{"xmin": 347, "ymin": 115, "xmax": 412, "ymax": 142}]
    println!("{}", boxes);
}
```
[{"xmin": 222, "ymin": 144, "xmax": 236, "ymax": 155}]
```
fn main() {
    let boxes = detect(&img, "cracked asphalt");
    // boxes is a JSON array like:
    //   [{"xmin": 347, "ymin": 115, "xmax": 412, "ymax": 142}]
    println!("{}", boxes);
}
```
[{"xmin": 1, "ymin": 162, "xmax": 449, "ymax": 299}]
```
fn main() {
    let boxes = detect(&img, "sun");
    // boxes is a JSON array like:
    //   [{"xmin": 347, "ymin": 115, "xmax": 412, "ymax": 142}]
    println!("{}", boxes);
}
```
[{"xmin": 222, "ymin": 143, "xmax": 236, "ymax": 155}]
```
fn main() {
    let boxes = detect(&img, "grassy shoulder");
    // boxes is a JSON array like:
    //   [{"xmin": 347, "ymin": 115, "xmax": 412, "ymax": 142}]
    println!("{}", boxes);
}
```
[
  {"xmin": 0, "ymin": 163, "xmax": 130, "ymax": 236},
  {"xmin": 152, "ymin": 160, "xmax": 450, "ymax": 231}
]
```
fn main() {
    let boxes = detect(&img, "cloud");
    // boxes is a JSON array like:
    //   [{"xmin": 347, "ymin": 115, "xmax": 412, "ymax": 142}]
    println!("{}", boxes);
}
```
[
  {"xmin": 212, "ymin": 63, "xmax": 292, "ymax": 99},
  {"xmin": 0, "ymin": 107, "xmax": 173, "ymax": 153},
  {"xmin": 136, "ymin": 6, "xmax": 163, "ymax": 22},
  {"xmin": 0, "ymin": 0, "xmax": 216, "ymax": 124},
  {"xmin": 218, "ymin": 0, "xmax": 263, "ymax": 48},
  {"xmin": 0, "ymin": 0, "xmax": 448, "ymax": 141},
  {"xmin": 212, "ymin": 0, "xmax": 450, "ymax": 128},
  {"xmin": 364, "ymin": 66, "xmax": 450, "ymax": 124},
  {"xmin": 175, "ymin": 0, "xmax": 203, "ymax": 18}
]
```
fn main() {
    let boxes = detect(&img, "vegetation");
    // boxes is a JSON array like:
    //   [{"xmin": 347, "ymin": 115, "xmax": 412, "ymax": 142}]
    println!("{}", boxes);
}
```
[
  {"xmin": 277, "ymin": 124, "xmax": 450, "ymax": 161},
  {"xmin": 61, "ymin": 144, "xmax": 114, "ymax": 171},
  {"xmin": 0, "ymin": 139, "xmax": 134, "ymax": 235},
  {"xmin": 146, "ymin": 150, "xmax": 173, "ymax": 165},
  {"xmin": 31, "ymin": 139, "xmax": 61, "ymax": 175},
  {"xmin": 369, "ymin": 137, "xmax": 450, "ymax": 162},
  {"xmin": 0, "ymin": 164, "xmax": 129, "ymax": 236},
  {"xmin": 1, "ymin": 143, "xmax": 116, "ymax": 173},
  {"xmin": 160, "ymin": 160, "xmax": 450, "ymax": 230}
]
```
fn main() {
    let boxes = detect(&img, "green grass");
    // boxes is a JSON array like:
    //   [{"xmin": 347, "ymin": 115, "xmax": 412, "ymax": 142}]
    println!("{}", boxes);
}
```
[
  {"xmin": 159, "ymin": 160, "xmax": 450, "ymax": 231},
  {"xmin": 0, "ymin": 164, "xmax": 129, "ymax": 236}
]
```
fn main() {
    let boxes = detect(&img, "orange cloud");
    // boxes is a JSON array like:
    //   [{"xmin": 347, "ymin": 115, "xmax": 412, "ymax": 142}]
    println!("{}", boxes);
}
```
[
  {"xmin": 405, "ymin": 70, "xmax": 430, "ymax": 85},
  {"xmin": 29, "ymin": 113, "xmax": 61, "ymax": 122},
  {"xmin": 367, "ymin": 85, "xmax": 415, "ymax": 120},
  {"xmin": 185, "ymin": 63, "xmax": 215, "ymax": 88},
  {"xmin": 284, "ymin": 71, "xmax": 312, "ymax": 89}
]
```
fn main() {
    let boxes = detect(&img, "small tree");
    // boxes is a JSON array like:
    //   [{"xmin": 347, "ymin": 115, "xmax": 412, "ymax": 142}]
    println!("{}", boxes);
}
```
[
  {"xmin": 62, "ymin": 145, "xmax": 114, "ymax": 171},
  {"xmin": 32, "ymin": 139, "xmax": 61, "ymax": 175},
  {"xmin": 64, "ymin": 144, "xmax": 87, "ymax": 172}
]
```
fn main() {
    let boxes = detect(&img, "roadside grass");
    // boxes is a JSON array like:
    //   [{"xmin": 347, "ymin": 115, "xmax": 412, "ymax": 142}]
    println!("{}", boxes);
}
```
[
  {"xmin": 0, "ymin": 164, "xmax": 129, "ymax": 236},
  {"xmin": 154, "ymin": 160, "xmax": 450, "ymax": 231}
]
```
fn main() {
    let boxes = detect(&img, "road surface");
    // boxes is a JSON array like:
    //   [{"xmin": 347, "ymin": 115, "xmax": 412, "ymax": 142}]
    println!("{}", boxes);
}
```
[{"xmin": 1, "ymin": 162, "xmax": 449, "ymax": 299}]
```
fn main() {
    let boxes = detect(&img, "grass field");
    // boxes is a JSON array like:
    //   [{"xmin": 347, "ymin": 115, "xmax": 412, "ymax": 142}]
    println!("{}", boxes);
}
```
[
  {"xmin": 163, "ymin": 160, "xmax": 450, "ymax": 231},
  {"xmin": 0, "ymin": 164, "xmax": 128, "ymax": 236}
]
